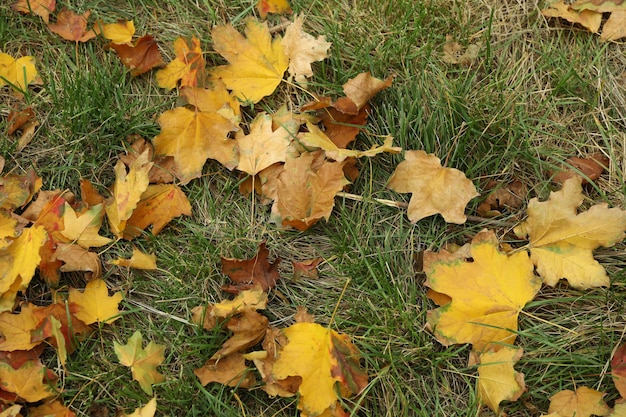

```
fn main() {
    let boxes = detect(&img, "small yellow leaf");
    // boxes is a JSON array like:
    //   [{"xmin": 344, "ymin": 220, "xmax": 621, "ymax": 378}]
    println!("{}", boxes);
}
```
[
  {"xmin": 212, "ymin": 289, "xmax": 268, "ymax": 318},
  {"xmin": 69, "ymin": 278, "xmax": 123, "ymax": 324},
  {"xmin": 477, "ymin": 345, "xmax": 526, "ymax": 413},
  {"xmin": 548, "ymin": 386, "xmax": 609, "ymax": 417},
  {"xmin": 96, "ymin": 19, "xmax": 135, "ymax": 44},
  {"xmin": 123, "ymin": 397, "xmax": 157, "ymax": 417},
  {"xmin": 0, "ymin": 53, "xmax": 39, "ymax": 90},
  {"xmin": 0, "ymin": 303, "xmax": 39, "ymax": 351},
  {"xmin": 0, "ymin": 225, "xmax": 47, "ymax": 294},
  {"xmin": 156, "ymin": 36, "xmax": 205, "ymax": 90},
  {"xmin": 114, "ymin": 331, "xmax": 165, "ymax": 396},
  {"xmin": 110, "ymin": 247, "xmax": 157, "ymax": 270},
  {"xmin": 59, "ymin": 203, "xmax": 112, "ymax": 248},
  {"xmin": 236, "ymin": 112, "xmax": 292, "ymax": 175}
]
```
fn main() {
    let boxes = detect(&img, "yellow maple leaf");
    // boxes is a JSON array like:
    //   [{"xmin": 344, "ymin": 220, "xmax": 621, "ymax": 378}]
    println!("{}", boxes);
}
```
[
  {"xmin": 122, "ymin": 397, "xmax": 157, "ymax": 417},
  {"xmin": 477, "ymin": 345, "xmax": 526, "ymax": 413},
  {"xmin": 272, "ymin": 322, "xmax": 368, "ymax": 417},
  {"xmin": 211, "ymin": 17, "xmax": 288, "ymax": 103},
  {"xmin": 236, "ymin": 112, "xmax": 292, "ymax": 176},
  {"xmin": 0, "ymin": 360, "xmax": 56, "ymax": 402},
  {"xmin": 69, "ymin": 278, "xmax": 123, "ymax": 324},
  {"xmin": 152, "ymin": 107, "xmax": 238, "ymax": 183},
  {"xmin": 0, "ymin": 52, "xmax": 38, "ymax": 91},
  {"xmin": 0, "ymin": 303, "xmax": 40, "ymax": 351},
  {"xmin": 114, "ymin": 330, "xmax": 166, "ymax": 396},
  {"xmin": 424, "ymin": 229, "xmax": 540, "ymax": 351},
  {"xmin": 105, "ymin": 149, "xmax": 152, "ymax": 237},
  {"xmin": 548, "ymin": 386, "xmax": 610, "ymax": 417},
  {"xmin": 156, "ymin": 36, "xmax": 205, "ymax": 90},
  {"xmin": 211, "ymin": 289, "xmax": 268, "ymax": 318},
  {"xmin": 387, "ymin": 150, "xmax": 478, "ymax": 224},
  {"xmin": 0, "ymin": 211, "xmax": 18, "ymax": 249},
  {"xmin": 0, "ymin": 225, "xmax": 47, "ymax": 294},
  {"xmin": 110, "ymin": 247, "xmax": 157, "ymax": 270},
  {"xmin": 0, "ymin": 404, "xmax": 21, "ymax": 417},
  {"xmin": 95, "ymin": 19, "xmax": 135, "ymax": 44},
  {"xmin": 180, "ymin": 83, "xmax": 241, "ymax": 122},
  {"xmin": 59, "ymin": 202, "xmax": 112, "ymax": 248},
  {"xmin": 514, "ymin": 177, "xmax": 626, "ymax": 289},
  {"xmin": 282, "ymin": 16, "xmax": 331, "ymax": 83}
]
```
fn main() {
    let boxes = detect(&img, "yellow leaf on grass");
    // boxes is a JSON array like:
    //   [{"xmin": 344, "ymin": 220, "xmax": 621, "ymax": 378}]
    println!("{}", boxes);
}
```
[
  {"xmin": 96, "ymin": 19, "xmax": 135, "ymax": 44},
  {"xmin": 110, "ymin": 247, "xmax": 157, "ymax": 270},
  {"xmin": 548, "ymin": 386, "xmax": 609, "ymax": 417},
  {"xmin": 69, "ymin": 278, "xmax": 123, "ymax": 324},
  {"xmin": 388, "ymin": 150, "xmax": 478, "ymax": 224},
  {"xmin": 59, "ymin": 203, "xmax": 112, "ymax": 248},
  {"xmin": 272, "ymin": 322, "xmax": 368, "ymax": 417},
  {"xmin": 211, "ymin": 17, "xmax": 288, "ymax": 103},
  {"xmin": 0, "ymin": 361, "xmax": 56, "ymax": 402},
  {"xmin": 0, "ymin": 303, "xmax": 39, "ymax": 351},
  {"xmin": 0, "ymin": 404, "xmax": 21, "ymax": 417},
  {"xmin": 153, "ymin": 107, "xmax": 238, "ymax": 183},
  {"xmin": 156, "ymin": 36, "xmax": 205, "ymax": 90},
  {"xmin": 236, "ymin": 112, "xmax": 292, "ymax": 176},
  {"xmin": 424, "ymin": 229, "xmax": 540, "ymax": 351},
  {"xmin": 601, "ymin": 10, "xmax": 626, "ymax": 41},
  {"xmin": 0, "ymin": 52, "xmax": 38, "ymax": 91},
  {"xmin": 195, "ymin": 353, "xmax": 256, "ymax": 388},
  {"xmin": 123, "ymin": 397, "xmax": 157, "ymax": 417},
  {"xmin": 282, "ymin": 16, "xmax": 331, "ymax": 83},
  {"xmin": 212, "ymin": 289, "xmax": 268, "ymax": 318},
  {"xmin": 0, "ymin": 225, "xmax": 47, "ymax": 294},
  {"xmin": 29, "ymin": 400, "xmax": 76, "ymax": 417},
  {"xmin": 114, "ymin": 331, "xmax": 166, "ymax": 396},
  {"xmin": 514, "ymin": 177, "xmax": 626, "ymax": 289},
  {"xmin": 477, "ymin": 345, "xmax": 526, "ymax": 413},
  {"xmin": 105, "ymin": 149, "xmax": 152, "ymax": 236}
]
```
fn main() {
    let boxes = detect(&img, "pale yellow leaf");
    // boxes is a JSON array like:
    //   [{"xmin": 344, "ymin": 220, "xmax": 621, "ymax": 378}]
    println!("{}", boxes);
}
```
[
  {"xmin": 282, "ymin": 16, "xmax": 331, "ymax": 83},
  {"xmin": 110, "ymin": 247, "xmax": 157, "ymax": 270},
  {"xmin": 477, "ymin": 345, "xmax": 526, "ymax": 413}
]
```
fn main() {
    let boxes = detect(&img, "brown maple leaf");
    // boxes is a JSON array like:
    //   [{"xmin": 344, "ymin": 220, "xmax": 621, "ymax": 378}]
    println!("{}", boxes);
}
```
[
  {"xmin": 221, "ymin": 242, "xmax": 281, "ymax": 294},
  {"xmin": 108, "ymin": 35, "xmax": 165, "ymax": 76},
  {"xmin": 47, "ymin": 9, "xmax": 97, "ymax": 43}
]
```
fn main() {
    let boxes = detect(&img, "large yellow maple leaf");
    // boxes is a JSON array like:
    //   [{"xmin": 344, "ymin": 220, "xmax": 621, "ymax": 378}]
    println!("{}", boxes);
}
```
[
  {"xmin": 514, "ymin": 177, "xmax": 626, "ymax": 289},
  {"xmin": 236, "ymin": 112, "xmax": 292, "ymax": 176},
  {"xmin": 0, "ymin": 225, "xmax": 47, "ymax": 295},
  {"xmin": 477, "ymin": 345, "xmax": 526, "ymax": 413},
  {"xmin": 387, "ymin": 150, "xmax": 478, "ymax": 224},
  {"xmin": 424, "ymin": 229, "xmax": 540, "ymax": 351},
  {"xmin": 114, "ymin": 330, "xmax": 166, "ymax": 396},
  {"xmin": 211, "ymin": 17, "xmax": 288, "ymax": 104},
  {"xmin": 272, "ymin": 322, "xmax": 368, "ymax": 417},
  {"xmin": 152, "ymin": 106, "xmax": 239, "ymax": 183},
  {"xmin": 68, "ymin": 278, "xmax": 123, "ymax": 324}
]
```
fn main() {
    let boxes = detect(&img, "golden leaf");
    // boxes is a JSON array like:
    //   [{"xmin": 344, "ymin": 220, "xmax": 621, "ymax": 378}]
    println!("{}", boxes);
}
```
[
  {"xmin": 96, "ymin": 19, "xmax": 135, "ymax": 44},
  {"xmin": 0, "ymin": 361, "xmax": 56, "ymax": 402},
  {"xmin": 0, "ymin": 53, "xmax": 39, "ymax": 91},
  {"xmin": 114, "ymin": 331, "xmax": 166, "ymax": 396},
  {"xmin": 122, "ymin": 397, "xmax": 157, "ymax": 417},
  {"xmin": 59, "ymin": 203, "xmax": 112, "ymax": 248},
  {"xmin": 69, "ymin": 278, "xmax": 123, "ymax": 324},
  {"xmin": 548, "ymin": 386, "xmax": 609, "ymax": 417},
  {"xmin": 477, "ymin": 345, "xmax": 526, "ymax": 413},
  {"xmin": 236, "ymin": 112, "xmax": 292, "ymax": 176},
  {"xmin": 110, "ymin": 247, "xmax": 157, "ymax": 270}
]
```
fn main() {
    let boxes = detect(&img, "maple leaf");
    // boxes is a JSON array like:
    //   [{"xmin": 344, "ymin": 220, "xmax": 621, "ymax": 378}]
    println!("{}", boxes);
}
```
[
  {"xmin": 118, "ymin": 137, "xmax": 177, "ymax": 184},
  {"xmin": 58, "ymin": 202, "xmax": 112, "ymax": 248},
  {"xmin": 156, "ymin": 36, "xmax": 205, "ymax": 89},
  {"xmin": 47, "ymin": 9, "xmax": 97, "ymax": 43},
  {"xmin": 388, "ymin": 150, "xmax": 479, "ymax": 224},
  {"xmin": 110, "ymin": 247, "xmax": 157, "ymax": 270},
  {"xmin": 0, "ymin": 225, "xmax": 47, "ymax": 294},
  {"xmin": 550, "ymin": 153, "xmax": 609, "ymax": 185},
  {"xmin": 195, "ymin": 352, "xmax": 256, "ymax": 387},
  {"xmin": 124, "ymin": 184, "xmax": 192, "ymax": 239},
  {"xmin": 211, "ymin": 17, "xmax": 288, "ymax": 103},
  {"xmin": 153, "ymin": 106, "xmax": 239, "ymax": 183},
  {"xmin": 272, "ymin": 322, "xmax": 368, "ymax": 417},
  {"xmin": 0, "ymin": 52, "xmax": 38, "ymax": 92},
  {"xmin": 282, "ymin": 16, "xmax": 331, "ymax": 83},
  {"xmin": 257, "ymin": 0, "xmax": 292, "ymax": 18},
  {"xmin": 7, "ymin": 106, "xmax": 39, "ymax": 152},
  {"xmin": 571, "ymin": 0, "xmax": 626, "ymax": 40},
  {"xmin": 541, "ymin": 1, "xmax": 602, "ymax": 33},
  {"xmin": 29, "ymin": 400, "xmax": 76, "ymax": 417},
  {"xmin": 317, "ymin": 104, "xmax": 369, "ymax": 149},
  {"xmin": 180, "ymin": 83, "xmax": 241, "ymax": 122},
  {"xmin": 514, "ymin": 177, "xmax": 626, "ymax": 289},
  {"xmin": 95, "ymin": 19, "xmax": 135, "ymax": 44},
  {"xmin": 477, "ymin": 345, "xmax": 526, "ymax": 413},
  {"xmin": 212, "ymin": 289, "xmax": 268, "ymax": 318},
  {"xmin": 336, "ymin": 72, "xmax": 394, "ymax": 114},
  {"xmin": 236, "ymin": 113, "xmax": 292, "ymax": 176},
  {"xmin": 0, "ymin": 360, "xmax": 56, "ymax": 402},
  {"xmin": 114, "ymin": 330, "xmax": 166, "ymax": 396},
  {"xmin": 292, "ymin": 258, "xmax": 323, "ymax": 280},
  {"xmin": 108, "ymin": 35, "xmax": 165, "ymax": 77},
  {"xmin": 272, "ymin": 152, "xmax": 349, "ymax": 231},
  {"xmin": 424, "ymin": 229, "xmax": 540, "ymax": 351},
  {"xmin": 51, "ymin": 242, "xmax": 102, "ymax": 279},
  {"xmin": 0, "ymin": 168, "xmax": 41, "ymax": 211},
  {"xmin": 122, "ymin": 397, "xmax": 157, "ymax": 417},
  {"xmin": 69, "ymin": 278, "xmax": 123, "ymax": 324},
  {"xmin": 212, "ymin": 309, "xmax": 269, "ymax": 359},
  {"xmin": 30, "ymin": 302, "xmax": 92, "ymax": 354},
  {"xmin": 600, "ymin": 10, "xmax": 626, "ymax": 41},
  {"xmin": 0, "ymin": 303, "xmax": 40, "ymax": 351},
  {"xmin": 612, "ymin": 342, "xmax": 626, "ymax": 398},
  {"xmin": 12, "ymin": 0, "xmax": 56, "ymax": 23},
  {"xmin": 548, "ymin": 386, "xmax": 609, "ymax": 417},
  {"xmin": 221, "ymin": 242, "xmax": 281, "ymax": 294},
  {"xmin": 105, "ymin": 149, "xmax": 152, "ymax": 236}
]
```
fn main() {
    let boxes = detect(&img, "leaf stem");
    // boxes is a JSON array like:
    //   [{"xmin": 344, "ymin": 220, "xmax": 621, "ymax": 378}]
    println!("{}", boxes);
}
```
[{"xmin": 328, "ymin": 278, "xmax": 351, "ymax": 329}]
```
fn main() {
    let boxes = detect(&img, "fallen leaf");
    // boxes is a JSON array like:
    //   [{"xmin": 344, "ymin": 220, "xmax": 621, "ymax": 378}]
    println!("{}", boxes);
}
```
[
  {"xmin": 108, "ymin": 35, "xmax": 165, "ymax": 76},
  {"xmin": 30, "ymin": 400, "xmax": 76, "ymax": 417},
  {"xmin": 51, "ymin": 242, "xmax": 102, "ymax": 279},
  {"xmin": 272, "ymin": 152, "xmax": 349, "ymax": 230},
  {"xmin": 282, "ymin": 16, "xmax": 331, "ymax": 83},
  {"xmin": 441, "ymin": 35, "xmax": 480, "ymax": 65},
  {"xmin": 235, "ymin": 112, "xmax": 293, "ymax": 176},
  {"xmin": 122, "ymin": 397, "xmax": 156, "ymax": 417},
  {"xmin": 612, "ymin": 342, "xmax": 626, "ymax": 398},
  {"xmin": 156, "ymin": 36, "xmax": 205, "ymax": 89},
  {"xmin": 0, "ymin": 52, "xmax": 38, "ymax": 91},
  {"xmin": 118, "ymin": 137, "xmax": 176, "ymax": 184},
  {"xmin": 221, "ymin": 242, "xmax": 280, "ymax": 294},
  {"xmin": 424, "ymin": 229, "xmax": 540, "ymax": 351},
  {"xmin": 110, "ymin": 247, "xmax": 157, "ymax": 270},
  {"xmin": 570, "ymin": 0, "xmax": 626, "ymax": 40},
  {"xmin": 272, "ymin": 322, "xmax": 368, "ymax": 417},
  {"xmin": 542, "ymin": 1, "xmax": 602, "ymax": 33},
  {"xmin": 388, "ymin": 150, "xmax": 479, "ymax": 224},
  {"xmin": 0, "ymin": 168, "xmax": 42, "ymax": 211},
  {"xmin": 477, "ymin": 180, "xmax": 526, "ymax": 217},
  {"xmin": 95, "ymin": 19, "xmax": 135, "ymax": 44},
  {"xmin": 337, "ymin": 72, "xmax": 393, "ymax": 113},
  {"xmin": 211, "ymin": 309, "xmax": 269, "ymax": 359},
  {"xmin": 69, "ymin": 278, "xmax": 123, "ymax": 324},
  {"xmin": 0, "ymin": 225, "xmax": 47, "ymax": 294},
  {"xmin": 80, "ymin": 179, "xmax": 105, "ymax": 206},
  {"xmin": 12, "ymin": 0, "xmax": 56, "ymax": 23},
  {"xmin": 7, "ymin": 106, "xmax": 35, "ymax": 135},
  {"xmin": 59, "ymin": 203, "xmax": 112, "ymax": 248},
  {"xmin": 47, "ymin": 9, "xmax": 97, "ymax": 43},
  {"xmin": 292, "ymin": 258, "xmax": 323, "ymax": 280},
  {"xmin": 180, "ymin": 83, "xmax": 241, "ymax": 120},
  {"xmin": 195, "ymin": 352, "xmax": 255, "ymax": 387},
  {"xmin": 477, "ymin": 345, "xmax": 526, "ymax": 413},
  {"xmin": 0, "ymin": 360, "xmax": 56, "ymax": 402},
  {"xmin": 514, "ymin": 177, "xmax": 626, "ymax": 289},
  {"xmin": 0, "ymin": 303, "xmax": 40, "ymax": 351},
  {"xmin": 211, "ymin": 17, "xmax": 288, "ymax": 103},
  {"xmin": 600, "ymin": 10, "xmax": 626, "ymax": 41},
  {"xmin": 256, "ymin": 0, "xmax": 292, "ymax": 18},
  {"xmin": 318, "ymin": 104, "xmax": 370, "ymax": 148},
  {"xmin": 114, "ymin": 330, "xmax": 166, "ymax": 396},
  {"xmin": 212, "ymin": 289, "xmax": 268, "ymax": 318},
  {"xmin": 30, "ymin": 302, "xmax": 92, "ymax": 353},
  {"xmin": 548, "ymin": 386, "xmax": 609, "ymax": 417},
  {"xmin": 550, "ymin": 153, "xmax": 609, "ymax": 184},
  {"xmin": 124, "ymin": 184, "xmax": 192, "ymax": 239},
  {"xmin": 152, "ymin": 106, "xmax": 238, "ymax": 183},
  {"xmin": 0, "ymin": 405, "xmax": 21, "ymax": 417}
]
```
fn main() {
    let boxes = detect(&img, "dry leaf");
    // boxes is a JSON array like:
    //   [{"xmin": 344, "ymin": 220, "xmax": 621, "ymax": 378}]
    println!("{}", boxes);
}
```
[
  {"xmin": 156, "ymin": 36, "xmax": 205, "ymax": 89},
  {"xmin": 282, "ymin": 16, "xmax": 331, "ymax": 83},
  {"xmin": 47, "ymin": 9, "xmax": 97, "ymax": 42},
  {"xmin": 548, "ymin": 386, "xmax": 609, "ymax": 417},
  {"xmin": 550, "ymin": 153, "xmax": 609, "ymax": 184},
  {"xmin": 0, "ymin": 361, "xmax": 56, "ymax": 402},
  {"xmin": 388, "ymin": 150, "xmax": 479, "ymax": 224},
  {"xmin": 114, "ymin": 331, "xmax": 166, "ymax": 396},
  {"xmin": 339, "ymin": 72, "xmax": 393, "ymax": 113},
  {"xmin": 108, "ymin": 35, "xmax": 165, "ymax": 77},
  {"xmin": 257, "ymin": 0, "xmax": 292, "ymax": 18},
  {"xmin": 477, "ymin": 345, "xmax": 526, "ymax": 413},
  {"xmin": 95, "ymin": 19, "xmax": 135, "ymax": 44},
  {"xmin": 612, "ymin": 342, "xmax": 626, "ymax": 398},
  {"xmin": 542, "ymin": 1, "xmax": 602, "ymax": 33},
  {"xmin": 12, "ymin": 0, "xmax": 56, "ymax": 23},
  {"xmin": 221, "ymin": 242, "xmax": 280, "ymax": 294},
  {"xmin": 110, "ymin": 247, "xmax": 157, "ymax": 270},
  {"xmin": 210, "ymin": 309, "xmax": 269, "ymax": 360},
  {"xmin": 59, "ymin": 203, "xmax": 112, "ymax": 248},
  {"xmin": 441, "ymin": 35, "xmax": 480, "ymax": 65},
  {"xmin": 195, "ymin": 353, "xmax": 255, "ymax": 388},
  {"xmin": 51, "ymin": 242, "xmax": 102, "ymax": 279}
]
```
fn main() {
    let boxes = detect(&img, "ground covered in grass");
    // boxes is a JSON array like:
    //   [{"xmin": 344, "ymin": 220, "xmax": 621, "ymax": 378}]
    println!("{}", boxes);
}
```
[{"xmin": 2, "ymin": 0, "xmax": 626, "ymax": 416}]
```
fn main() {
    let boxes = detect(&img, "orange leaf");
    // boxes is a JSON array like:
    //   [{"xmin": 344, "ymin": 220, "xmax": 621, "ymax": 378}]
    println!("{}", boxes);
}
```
[
  {"xmin": 69, "ymin": 278, "xmax": 123, "ymax": 324},
  {"xmin": 211, "ymin": 310, "xmax": 269, "ymax": 360},
  {"xmin": 156, "ymin": 36, "xmax": 205, "ymax": 90},
  {"xmin": 387, "ymin": 150, "xmax": 478, "ymax": 224},
  {"xmin": 47, "ymin": 9, "xmax": 96, "ymax": 42},
  {"xmin": 612, "ymin": 342, "xmax": 626, "ymax": 398},
  {"xmin": 548, "ymin": 386, "xmax": 609, "ymax": 417},
  {"xmin": 114, "ymin": 331, "xmax": 165, "ymax": 396},
  {"xmin": 256, "ymin": 0, "xmax": 292, "ymax": 19},
  {"xmin": 109, "ymin": 35, "xmax": 165, "ymax": 76},
  {"xmin": 12, "ymin": 0, "xmax": 56, "ymax": 23},
  {"xmin": 195, "ymin": 352, "xmax": 256, "ymax": 387}
]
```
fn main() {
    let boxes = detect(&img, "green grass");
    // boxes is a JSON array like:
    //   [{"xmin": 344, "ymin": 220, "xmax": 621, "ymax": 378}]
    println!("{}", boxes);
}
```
[{"xmin": 1, "ymin": 0, "xmax": 626, "ymax": 416}]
